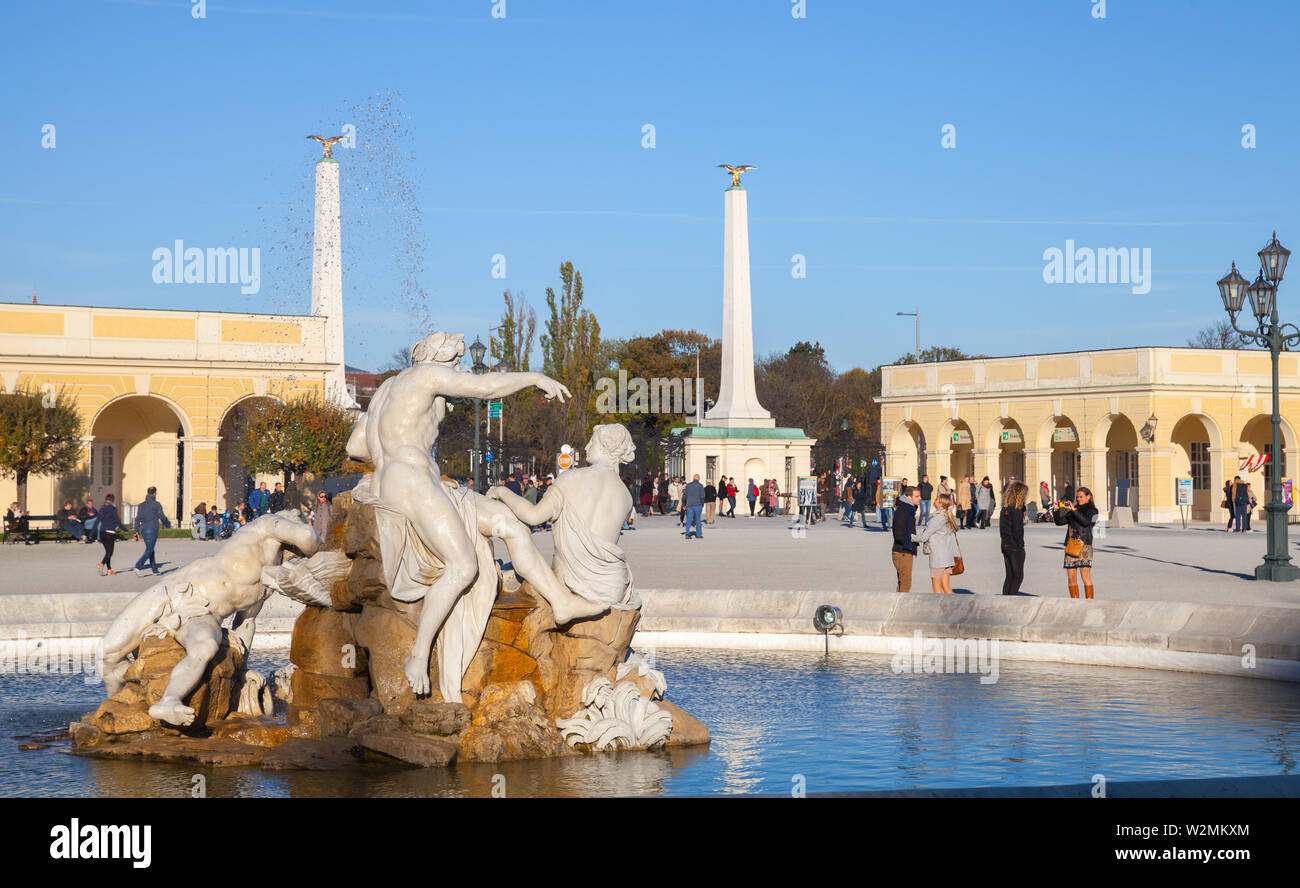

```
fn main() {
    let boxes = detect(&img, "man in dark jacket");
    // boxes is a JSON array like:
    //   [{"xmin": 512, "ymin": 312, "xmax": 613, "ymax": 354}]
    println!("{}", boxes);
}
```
[
  {"xmin": 703, "ymin": 479, "xmax": 718, "ymax": 524},
  {"xmin": 891, "ymin": 486, "xmax": 920, "ymax": 594},
  {"xmin": 268, "ymin": 482, "xmax": 286, "ymax": 513},
  {"xmin": 132, "ymin": 487, "xmax": 172, "ymax": 576},
  {"xmin": 681, "ymin": 474, "xmax": 705, "ymax": 539}
]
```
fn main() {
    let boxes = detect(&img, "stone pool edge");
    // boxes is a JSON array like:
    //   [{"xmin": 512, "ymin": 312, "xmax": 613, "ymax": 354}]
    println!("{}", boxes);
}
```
[{"xmin": 2, "ymin": 588, "xmax": 1297, "ymax": 683}]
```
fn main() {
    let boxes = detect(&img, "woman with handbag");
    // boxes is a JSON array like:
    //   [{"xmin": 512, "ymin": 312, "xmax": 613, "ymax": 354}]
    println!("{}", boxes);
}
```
[
  {"xmin": 1054, "ymin": 486, "xmax": 1099, "ymax": 599},
  {"xmin": 1000, "ymin": 482, "xmax": 1028, "ymax": 595},
  {"xmin": 918, "ymin": 493, "xmax": 962, "ymax": 594}
]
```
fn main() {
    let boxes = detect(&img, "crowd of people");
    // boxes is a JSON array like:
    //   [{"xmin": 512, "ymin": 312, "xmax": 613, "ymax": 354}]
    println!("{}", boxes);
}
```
[
  {"xmin": 3, "ymin": 480, "xmax": 341, "ymax": 580},
  {"xmin": 886, "ymin": 480, "xmax": 1100, "ymax": 598}
]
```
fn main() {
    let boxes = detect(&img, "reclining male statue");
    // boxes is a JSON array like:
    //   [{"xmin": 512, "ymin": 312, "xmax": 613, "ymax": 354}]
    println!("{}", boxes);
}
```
[
  {"xmin": 346, "ymin": 331, "xmax": 609, "ymax": 699},
  {"xmin": 100, "ymin": 512, "xmax": 321, "ymax": 726}
]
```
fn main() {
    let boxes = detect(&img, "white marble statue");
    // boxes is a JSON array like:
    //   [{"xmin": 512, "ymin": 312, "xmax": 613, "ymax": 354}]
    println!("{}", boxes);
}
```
[
  {"xmin": 555, "ymin": 677, "xmax": 673, "ymax": 751},
  {"xmin": 487, "ymin": 423, "xmax": 639, "ymax": 612},
  {"xmin": 346, "ymin": 331, "xmax": 612, "ymax": 700},
  {"xmin": 100, "ymin": 513, "xmax": 322, "ymax": 726}
]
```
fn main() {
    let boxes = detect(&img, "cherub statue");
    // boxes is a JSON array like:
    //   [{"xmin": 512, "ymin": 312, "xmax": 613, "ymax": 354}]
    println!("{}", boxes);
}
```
[{"xmin": 100, "ymin": 512, "xmax": 322, "ymax": 726}]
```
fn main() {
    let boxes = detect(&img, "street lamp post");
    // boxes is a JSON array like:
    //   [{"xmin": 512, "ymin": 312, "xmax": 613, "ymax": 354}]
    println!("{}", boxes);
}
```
[
  {"xmin": 897, "ymin": 307, "xmax": 919, "ymax": 360},
  {"xmin": 469, "ymin": 336, "xmax": 488, "ymax": 492},
  {"xmin": 1217, "ymin": 233, "xmax": 1298, "ymax": 581}
]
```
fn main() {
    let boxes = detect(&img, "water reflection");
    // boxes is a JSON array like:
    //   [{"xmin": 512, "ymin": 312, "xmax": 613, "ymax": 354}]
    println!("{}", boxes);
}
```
[{"xmin": 2, "ymin": 649, "xmax": 1297, "ymax": 797}]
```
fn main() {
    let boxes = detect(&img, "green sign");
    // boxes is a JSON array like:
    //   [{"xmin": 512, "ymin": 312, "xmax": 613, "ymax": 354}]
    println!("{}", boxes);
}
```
[{"xmin": 488, "ymin": 400, "xmax": 502, "ymax": 419}]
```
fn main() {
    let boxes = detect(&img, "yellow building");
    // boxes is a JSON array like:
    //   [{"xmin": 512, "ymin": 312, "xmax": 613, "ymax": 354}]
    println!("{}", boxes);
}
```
[
  {"xmin": 878, "ymin": 347, "xmax": 1300, "ymax": 524},
  {"xmin": 0, "ymin": 303, "xmax": 332, "ymax": 522}
]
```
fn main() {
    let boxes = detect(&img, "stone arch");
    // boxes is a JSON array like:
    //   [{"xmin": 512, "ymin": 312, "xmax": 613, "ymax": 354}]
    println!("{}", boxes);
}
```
[
  {"xmin": 1092, "ymin": 413, "xmax": 1140, "ymax": 518},
  {"xmin": 89, "ymin": 394, "xmax": 193, "ymax": 522},
  {"xmin": 986, "ymin": 416, "xmax": 1026, "ymax": 489},
  {"xmin": 1036, "ymin": 415, "xmax": 1081, "ymax": 495},
  {"xmin": 216, "ymin": 395, "xmax": 283, "ymax": 509},
  {"xmin": 1170, "ymin": 412, "xmax": 1224, "ymax": 520},
  {"xmin": 1237, "ymin": 413, "xmax": 1297, "ymax": 506},
  {"xmin": 939, "ymin": 416, "xmax": 974, "ymax": 482},
  {"xmin": 888, "ymin": 419, "xmax": 926, "ymax": 481}
]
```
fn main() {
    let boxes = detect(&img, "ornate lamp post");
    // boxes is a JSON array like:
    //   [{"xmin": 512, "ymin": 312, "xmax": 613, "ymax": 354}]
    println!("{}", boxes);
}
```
[
  {"xmin": 469, "ymin": 336, "xmax": 488, "ymax": 492},
  {"xmin": 1217, "ymin": 233, "xmax": 1298, "ymax": 581}
]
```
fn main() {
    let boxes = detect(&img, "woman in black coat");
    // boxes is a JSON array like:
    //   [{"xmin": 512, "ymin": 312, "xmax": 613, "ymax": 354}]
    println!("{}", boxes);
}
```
[
  {"xmin": 1053, "ymin": 486, "xmax": 1099, "ymax": 599},
  {"xmin": 1000, "ymin": 482, "xmax": 1028, "ymax": 595}
]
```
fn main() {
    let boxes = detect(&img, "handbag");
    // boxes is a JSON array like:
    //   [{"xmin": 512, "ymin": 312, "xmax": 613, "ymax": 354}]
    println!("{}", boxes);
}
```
[
  {"xmin": 1065, "ymin": 531, "xmax": 1085, "ymax": 558},
  {"xmin": 951, "ymin": 553, "xmax": 965, "ymax": 575}
]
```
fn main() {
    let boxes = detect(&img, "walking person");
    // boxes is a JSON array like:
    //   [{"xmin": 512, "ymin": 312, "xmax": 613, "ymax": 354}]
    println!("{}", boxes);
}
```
[
  {"xmin": 1054, "ymin": 486, "xmax": 1099, "ymax": 599},
  {"xmin": 1000, "ymin": 481, "xmax": 1028, "ymax": 595},
  {"xmin": 1233, "ymin": 476, "xmax": 1251, "ymax": 533},
  {"xmin": 891, "ymin": 486, "xmax": 921, "ymax": 593},
  {"xmin": 132, "ymin": 486, "xmax": 172, "ymax": 576},
  {"xmin": 1039, "ymin": 481, "xmax": 1053, "ymax": 523},
  {"xmin": 657, "ymin": 473, "xmax": 671, "ymax": 515},
  {"xmin": 852, "ymin": 478, "xmax": 868, "ymax": 529},
  {"xmin": 1223, "ymin": 478, "xmax": 1237, "ymax": 532},
  {"xmin": 918, "ymin": 474, "xmax": 933, "ymax": 524},
  {"xmin": 917, "ymin": 493, "xmax": 959, "ymax": 594},
  {"xmin": 96, "ymin": 494, "xmax": 122, "ymax": 575},
  {"xmin": 976, "ymin": 476, "xmax": 995, "ymax": 529},
  {"xmin": 746, "ymin": 477, "xmax": 759, "ymax": 517},
  {"xmin": 725, "ymin": 477, "xmax": 737, "ymax": 518},
  {"xmin": 682, "ymin": 474, "xmax": 705, "ymax": 539},
  {"xmin": 956, "ymin": 476, "xmax": 972, "ymax": 528}
]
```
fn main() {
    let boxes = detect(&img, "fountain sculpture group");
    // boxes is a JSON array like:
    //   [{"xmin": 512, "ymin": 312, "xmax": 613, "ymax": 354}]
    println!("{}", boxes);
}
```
[{"xmin": 70, "ymin": 332, "xmax": 708, "ymax": 769}]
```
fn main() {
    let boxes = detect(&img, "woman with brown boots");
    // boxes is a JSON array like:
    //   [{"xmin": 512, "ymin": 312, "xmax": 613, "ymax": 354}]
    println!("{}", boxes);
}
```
[{"xmin": 1054, "ymin": 486, "xmax": 1099, "ymax": 598}]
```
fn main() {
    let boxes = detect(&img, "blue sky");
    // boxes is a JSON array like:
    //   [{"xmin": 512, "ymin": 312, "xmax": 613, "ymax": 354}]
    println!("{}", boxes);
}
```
[{"xmin": 4, "ymin": 0, "xmax": 1299, "ymax": 373}]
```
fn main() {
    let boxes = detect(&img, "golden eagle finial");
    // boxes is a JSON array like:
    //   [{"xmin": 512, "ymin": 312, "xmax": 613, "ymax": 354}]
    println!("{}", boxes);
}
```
[
  {"xmin": 306, "ymin": 134, "xmax": 347, "ymax": 159},
  {"xmin": 718, "ymin": 164, "xmax": 756, "ymax": 187}
]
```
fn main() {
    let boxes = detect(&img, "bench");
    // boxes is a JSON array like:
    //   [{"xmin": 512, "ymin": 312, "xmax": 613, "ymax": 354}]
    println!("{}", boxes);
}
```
[{"xmin": 2, "ymin": 515, "xmax": 78, "ymax": 544}]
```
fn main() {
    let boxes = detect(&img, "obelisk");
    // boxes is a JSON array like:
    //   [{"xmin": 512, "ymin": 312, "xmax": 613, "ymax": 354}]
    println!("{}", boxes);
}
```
[
  {"xmin": 310, "ymin": 152, "xmax": 355, "ymax": 407},
  {"xmin": 704, "ymin": 175, "xmax": 774, "ymax": 428}
]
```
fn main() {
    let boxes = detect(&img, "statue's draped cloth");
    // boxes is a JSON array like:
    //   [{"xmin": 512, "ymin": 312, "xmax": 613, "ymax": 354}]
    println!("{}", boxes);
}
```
[
  {"xmin": 351, "ymin": 476, "xmax": 497, "ymax": 703},
  {"xmin": 548, "ymin": 487, "xmax": 639, "ymax": 611}
]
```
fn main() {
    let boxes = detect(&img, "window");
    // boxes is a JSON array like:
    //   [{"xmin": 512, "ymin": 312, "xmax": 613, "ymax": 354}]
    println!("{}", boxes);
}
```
[
  {"xmin": 705, "ymin": 456, "xmax": 717, "ymax": 484},
  {"xmin": 1189, "ymin": 442, "xmax": 1210, "ymax": 490},
  {"xmin": 101, "ymin": 446, "xmax": 114, "ymax": 487}
]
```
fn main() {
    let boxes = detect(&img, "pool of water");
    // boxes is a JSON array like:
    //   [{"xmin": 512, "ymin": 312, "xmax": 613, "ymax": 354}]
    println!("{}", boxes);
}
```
[{"xmin": 2, "ymin": 649, "xmax": 1297, "ymax": 797}]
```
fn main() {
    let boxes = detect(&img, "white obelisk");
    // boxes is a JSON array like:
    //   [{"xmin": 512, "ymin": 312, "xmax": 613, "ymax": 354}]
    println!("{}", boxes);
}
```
[
  {"xmin": 311, "ymin": 155, "xmax": 355, "ymax": 407},
  {"xmin": 704, "ymin": 182, "xmax": 774, "ymax": 428}
]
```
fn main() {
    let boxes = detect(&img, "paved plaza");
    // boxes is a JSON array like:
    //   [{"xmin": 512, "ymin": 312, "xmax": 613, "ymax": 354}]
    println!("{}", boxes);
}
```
[{"xmin": 4, "ymin": 514, "xmax": 1300, "ymax": 610}]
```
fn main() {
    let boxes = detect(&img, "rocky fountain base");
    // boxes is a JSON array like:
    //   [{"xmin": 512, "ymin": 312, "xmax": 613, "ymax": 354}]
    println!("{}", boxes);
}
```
[{"xmin": 70, "ymin": 490, "xmax": 708, "ymax": 770}]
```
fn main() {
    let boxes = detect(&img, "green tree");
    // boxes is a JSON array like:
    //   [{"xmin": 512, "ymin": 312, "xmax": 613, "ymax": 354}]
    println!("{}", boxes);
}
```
[
  {"xmin": 0, "ymin": 387, "xmax": 84, "ymax": 511},
  {"xmin": 236, "ymin": 395, "xmax": 356, "ymax": 505},
  {"xmin": 492, "ymin": 289, "xmax": 537, "ymax": 372},
  {"xmin": 539, "ymin": 261, "xmax": 603, "ymax": 457}
]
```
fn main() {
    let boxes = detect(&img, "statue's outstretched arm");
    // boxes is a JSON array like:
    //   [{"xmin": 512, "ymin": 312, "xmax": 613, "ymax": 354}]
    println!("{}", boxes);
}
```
[
  {"xmin": 486, "ymin": 486, "xmax": 560, "ymax": 526},
  {"xmin": 435, "ymin": 367, "xmax": 570, "ymax": 403},
  {"xmin": 267, "ymin": 514, "xmax": 321, "ymax": 557}
]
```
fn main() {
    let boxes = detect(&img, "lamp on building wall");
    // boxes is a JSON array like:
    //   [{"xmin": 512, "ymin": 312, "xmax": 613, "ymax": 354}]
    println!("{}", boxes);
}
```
[
  {"xmin": 1139, "ymin": 414, "xmax": 1157, "ymax": 443},
  {"xmin": 1217, "ymin": 232, "xmax": 1300, "ymax": 581}
]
